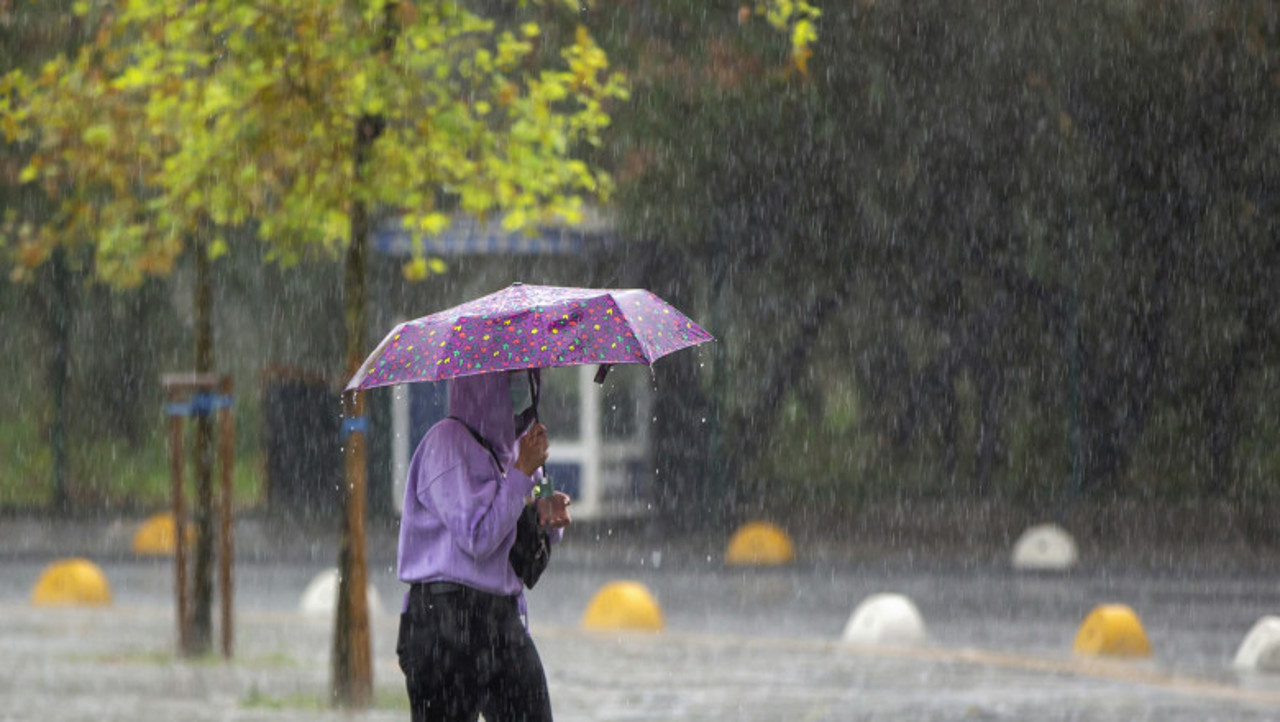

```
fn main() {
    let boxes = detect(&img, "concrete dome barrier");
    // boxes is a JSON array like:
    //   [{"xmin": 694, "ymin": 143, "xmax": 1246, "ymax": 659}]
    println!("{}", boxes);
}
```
[
  {"xmin": 299, "ymin": 569, "xmax": 383, "ymax": 618},
  {"xmin": 841, "ymin": 593, "xmax": 927, "ymax": 645},
  {"xmin": 1072, "ymin": 604, "xmax": 1151, "ymax": 658},
  {"xmin": 581, "ymin": 580, "xmax": 664, "ymax": 632},
  {"xmin": 31, "ymin": 558, "xmax": 112, "ymax": 607},
  {"xmin": 1011, "ymin": 523, "xmax": 1078, "ymax": 572},
  {"xmin": 131, "ymin": 512, "xmax": 194, "ymax": 556},
  {"xmin": 1234, "ymin": 616, "xmax": 1280, "ymax": 672},
  {"xmin": 725, "ymin": 521, "xmax": 795, "ymax": 566}
]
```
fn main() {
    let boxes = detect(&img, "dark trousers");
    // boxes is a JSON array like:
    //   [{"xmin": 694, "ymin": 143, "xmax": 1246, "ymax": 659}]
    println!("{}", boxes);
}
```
[{"xmin": 397, "ymin": 583, "xmax": 553, "ymax": 722}]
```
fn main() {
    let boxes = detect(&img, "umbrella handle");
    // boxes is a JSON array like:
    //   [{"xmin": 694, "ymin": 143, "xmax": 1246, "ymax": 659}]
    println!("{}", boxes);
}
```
[{"xmin": 534, "ymin": 471, "xmax": 555, "ymax": 499}]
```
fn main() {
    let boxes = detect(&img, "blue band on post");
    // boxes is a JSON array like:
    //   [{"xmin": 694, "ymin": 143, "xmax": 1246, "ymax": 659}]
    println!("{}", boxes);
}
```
[
  {"xmin": 165, "ymin": 402, "xmax": 192, "ymax": 417},
  {"xmin": 191, "ymin": 393, "xmax": 233, "ymax": 415},
  {"xmin": 341, "ymin": 416, "xmax": 369, "ymax": 438},
  {"xmin": 165, "ymin": 394, "xmax": 234, "ymax": 417}
]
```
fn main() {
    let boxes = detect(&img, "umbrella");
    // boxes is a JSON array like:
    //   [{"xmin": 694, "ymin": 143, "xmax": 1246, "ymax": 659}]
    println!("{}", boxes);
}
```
[{"xmin": 346, "ymin": 283, "xmax": 714, "ymax": 391}]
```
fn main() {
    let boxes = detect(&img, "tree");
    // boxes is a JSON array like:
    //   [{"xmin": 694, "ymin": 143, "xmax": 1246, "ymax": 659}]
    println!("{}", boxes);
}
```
[
  {"xmin": 1, "ymin": 1, "xmax": 178, "ymax": 513},
  {"xmin": 4, "ymin": 0, "xmax": 819, "ymax": 702},
  {"xmin": 5, "ymin": 0, "xmax": 626, "ymax": 704},
  {"xmin": 580, "ymin": 0, "xmax": 822, "ymax": 527},
  {"xmin": 3, "ymin": 2, "xmax": 247, "ymax": 657},
  {"xmin": 612, "ymin": 0, "xmax": 1280, "ymax": 520},
  {"xmin": 1059, "ymin": 1, "xmax": 1280, "ymax": 496}
]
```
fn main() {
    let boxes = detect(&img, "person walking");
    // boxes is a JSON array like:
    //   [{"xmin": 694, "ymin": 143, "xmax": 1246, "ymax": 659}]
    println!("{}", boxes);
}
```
[{"xmin": 396, "ymin": 370, "xmax": 571, "ymax": 721}]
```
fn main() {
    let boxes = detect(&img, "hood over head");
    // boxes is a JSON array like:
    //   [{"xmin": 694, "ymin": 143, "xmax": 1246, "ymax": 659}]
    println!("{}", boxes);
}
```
[{"xmin": 448, "ymin": 372, "xmax": 516, "ymax": 469}]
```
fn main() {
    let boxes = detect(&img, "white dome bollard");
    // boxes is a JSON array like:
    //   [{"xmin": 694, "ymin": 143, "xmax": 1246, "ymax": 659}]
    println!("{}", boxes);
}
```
[
  {"xmin": 1234, "ymin": 616, "xmax": 1280, "ymax": 672},
  {"xmin": 1011, "ymin": 523, "xmax": 1079, "ymax": 571},
  {"xmin": 299, "ymin": 568, "xmax": 383, "ymax": 618},
  {"xmin": 841, "ymin": 593, "xmax": 927, "ymax": 645}
]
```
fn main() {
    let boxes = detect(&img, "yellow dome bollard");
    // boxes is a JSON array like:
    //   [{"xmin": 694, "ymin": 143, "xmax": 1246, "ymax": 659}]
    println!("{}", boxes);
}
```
[
  {"xmin": 581, "ymin": 581, "xmax": 664, "ymax": 632},
  {"xmin": 725, "ymin": 521, "xmax": 795, "ymax": 566},
  {"xmin": 1072, "ymin": 604, "xmax": 1152, "ymax": 658},
  {"xmin": 31, "ymin": 558, "xmax": 112, "ymax": 607},
  {"xmin": 131, "ymin": 512, "xmax": 195, "ymax": 556}
]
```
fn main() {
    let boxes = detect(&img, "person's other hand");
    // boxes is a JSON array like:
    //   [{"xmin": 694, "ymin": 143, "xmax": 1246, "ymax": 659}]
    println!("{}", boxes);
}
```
[
  {"xmin": 536, "ymin": 491, "xmax": 572, "ymax": 529},
  {"xmin": 515, "ymin": 423, "xmax": 549, "ymax": 476}
]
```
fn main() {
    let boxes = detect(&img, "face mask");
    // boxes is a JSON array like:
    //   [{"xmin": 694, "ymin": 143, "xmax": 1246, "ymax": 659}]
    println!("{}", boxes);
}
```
[{"xmin": 513, "ymin": 368, "xmax": 541, "ymax": 436}]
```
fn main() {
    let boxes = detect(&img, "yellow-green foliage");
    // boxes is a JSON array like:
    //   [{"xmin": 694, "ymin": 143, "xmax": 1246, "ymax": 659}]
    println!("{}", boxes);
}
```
[
  {"xmin": 758, "ymin": 0, "xmax": 821, "ymax": 73},
  {"xmin": 2, "ymin": 0, "xmax": 630, "ymax": 284},
  {"xmin": 2, "ymin": 1, "xmax": 818, "ymax": 286}
]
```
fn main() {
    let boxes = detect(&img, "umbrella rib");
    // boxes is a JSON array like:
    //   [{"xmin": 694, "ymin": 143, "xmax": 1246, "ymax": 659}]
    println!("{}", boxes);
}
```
[
  {"xmin": 604, "ymin": 294, "xmax": 658, "ymax": 366},
  {"xmin": 347, "ymin": 321, "xmax": 408, "ymax": 391}
]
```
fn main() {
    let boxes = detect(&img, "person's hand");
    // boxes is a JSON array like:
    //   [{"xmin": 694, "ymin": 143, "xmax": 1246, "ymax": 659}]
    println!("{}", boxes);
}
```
[
  {"xmin": 536, "ymin": 491, "xmax": 572, "ymax": 529},
  {"xmin": 514, "ymin": 422, "xmax": 549, "ymax": 476}
]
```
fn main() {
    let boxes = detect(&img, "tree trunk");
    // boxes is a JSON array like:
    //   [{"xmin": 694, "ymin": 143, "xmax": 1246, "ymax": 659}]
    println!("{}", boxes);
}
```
[
  {"xmin": 1203, "ymin": 320, "xmax": 1260, "ymax": 497},
  {"xmin": 48, "ymin": 247, "xmax": 72, "ymax": 515},
  {"xmin": 331, "ymin": 115, "xmax": 379, "ymax": 709},
  {"xmin": 968, "ymin": 296, "xmax": 1010, "ymax": 498},
  {"xmin": 972, "ymin": 362, "xmax": 1001, "ymax": 498},
  {"xmin": 1077, "ymin": 253, "xmax": 1172, "ymax": 495},
  {"xmin": 937, "ymin": 363, "xmax": 960, "ymax": 492},
  {"xmin": 648, "ymin": 349, "xmax": 715, "ymax": 533},
  {"xmin": 722, "ymin": 276, "xmax": 856, "ymax": 518},
  {"xmin": 190, "ymin": 231, "xmax": 216, "ymax": 656},
  {"xmin": 637, "ymin": 245, "xmax": 717, "ymax": 533},
  {"xmin": 1205, "ymin": 372, "xmax": 1238, "ymax": 497},
  {"xmin": 332, "ymin": 7, "xmax": 397, "ymax": 701}
]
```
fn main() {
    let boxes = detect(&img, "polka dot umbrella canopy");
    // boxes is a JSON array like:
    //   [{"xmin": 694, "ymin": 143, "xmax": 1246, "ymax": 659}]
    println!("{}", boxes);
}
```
[{"xmin": 346, "ymin": 283, "xmax": 714, "ymax": 391}]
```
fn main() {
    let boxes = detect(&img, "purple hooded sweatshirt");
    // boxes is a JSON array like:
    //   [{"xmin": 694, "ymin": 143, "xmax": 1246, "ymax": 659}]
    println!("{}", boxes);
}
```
[{"xmin": 397, "ymin": 372, "xmax": 539, "ymax": 597}]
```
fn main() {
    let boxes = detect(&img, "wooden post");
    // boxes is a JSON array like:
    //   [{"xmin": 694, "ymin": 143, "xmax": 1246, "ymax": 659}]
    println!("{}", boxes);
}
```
[
  {"xmin": 165, "ymin": 386, "xmax": 191, "ymax": 656},
  {"xmin": 217, "ymin": 375, "xmax": 235, "ymax": 659},
  {"xmin": 162, "ymin": 372, "xmax": 235, "ymax": 660}
]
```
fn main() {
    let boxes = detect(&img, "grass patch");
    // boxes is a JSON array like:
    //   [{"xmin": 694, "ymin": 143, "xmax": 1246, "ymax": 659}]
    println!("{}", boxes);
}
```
[
  {"xmin": 72, "ymin": 648, "xmax": 409, "ymax": 712},
  {"xmin": 0, "ymin": 419, "xmax": 53, "ymax": 508},
  {"xmin": 80, "ymin": 650, "xmax": 301, "ymax": 668},
  {"xmin": 0, "ymin": 418, "xmax": 265, "ymax": 512},
  {"xmin": 241, "ymin": 685, "xmax": 410, "ymax": 712}
]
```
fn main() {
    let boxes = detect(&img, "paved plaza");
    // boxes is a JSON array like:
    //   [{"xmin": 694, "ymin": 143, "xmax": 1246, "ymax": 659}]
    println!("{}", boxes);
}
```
[
  {"xmin": 4, "ymin": 544, "xmax": 1280, "ymax": 721},
  {"xmin": 5, "ymin": 602, "xmax": 1280, "ymax": 721}
]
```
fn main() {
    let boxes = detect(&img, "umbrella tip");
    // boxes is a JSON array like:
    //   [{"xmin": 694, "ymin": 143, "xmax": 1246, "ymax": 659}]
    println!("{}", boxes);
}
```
[{"xmin": 594, "ymin": 364, "xmax": 612, "ymax": 384}]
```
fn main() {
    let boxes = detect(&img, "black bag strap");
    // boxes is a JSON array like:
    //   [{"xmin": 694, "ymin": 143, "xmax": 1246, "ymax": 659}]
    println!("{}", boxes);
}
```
[
  {"xmin": 448, "ymin": 417, "xmax": 550, "ymax": 589},
  {"xmin": 448, "ymin": 416, "xmax": 504, "ymax": 474}
]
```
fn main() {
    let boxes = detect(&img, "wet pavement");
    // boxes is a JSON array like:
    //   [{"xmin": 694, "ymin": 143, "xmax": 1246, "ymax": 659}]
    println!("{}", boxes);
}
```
[{"xmin": 3, "ymin": 517, "xmax": 1280, "ymax": 720}]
